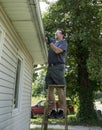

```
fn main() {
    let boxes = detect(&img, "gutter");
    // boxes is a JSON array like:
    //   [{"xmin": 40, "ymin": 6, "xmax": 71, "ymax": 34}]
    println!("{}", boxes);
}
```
[{"xmin": 28, "ymin": 0, "xmax": 48, "ymax": 64}]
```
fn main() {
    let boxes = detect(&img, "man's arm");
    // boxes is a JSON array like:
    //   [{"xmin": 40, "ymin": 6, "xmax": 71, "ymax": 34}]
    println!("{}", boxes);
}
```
[{"xmin": 50, "ymin": 42, "xmax": 63, "ymax": 54}]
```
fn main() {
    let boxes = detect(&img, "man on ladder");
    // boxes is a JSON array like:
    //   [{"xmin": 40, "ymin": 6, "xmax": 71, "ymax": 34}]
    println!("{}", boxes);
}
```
[{"xmin": 42, "ymin": 28, "xmax": 68, "ymax": 130}]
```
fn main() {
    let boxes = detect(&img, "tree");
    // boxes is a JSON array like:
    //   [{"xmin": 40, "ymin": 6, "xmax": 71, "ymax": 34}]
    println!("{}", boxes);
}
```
[
  {"xmin": 66, "ymin": 0, "xmax": 101, "ymax": 122},
  {"xmin": 43, "ymin": 0, "xmax": 102, "ymax": 123}
]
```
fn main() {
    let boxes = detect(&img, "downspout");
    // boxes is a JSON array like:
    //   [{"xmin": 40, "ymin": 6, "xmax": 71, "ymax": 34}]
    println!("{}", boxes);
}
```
[{"xmin": 28, "ymin": 0, "xmax": 48, "ymax": 64}]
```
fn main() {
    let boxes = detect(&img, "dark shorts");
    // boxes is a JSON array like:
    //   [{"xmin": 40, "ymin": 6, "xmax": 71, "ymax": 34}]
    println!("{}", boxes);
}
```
[{"xmin": 45, "ymin": 64, "xmax": 66, "ymax": 89}]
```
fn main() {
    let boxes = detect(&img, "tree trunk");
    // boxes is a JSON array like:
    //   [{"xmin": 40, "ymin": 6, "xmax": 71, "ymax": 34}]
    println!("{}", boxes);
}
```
[{"xmin": 76, "ymin": 44, "xmax": 97, "ymax": 123}]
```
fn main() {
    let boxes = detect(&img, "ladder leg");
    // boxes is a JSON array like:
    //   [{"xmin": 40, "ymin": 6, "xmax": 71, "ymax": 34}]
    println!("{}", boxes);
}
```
[
  {"xmin": 64, "ymin": 86, "xmax": 68, "ymax": 130},
  {"xmin": 43, "ymin": 106, "xmax": 48, "ymax": 130},
  {"xmin": 41, "ymin": 85, "xmax": 68, "ymax": 130},
  {"xmin": 41, "ymin": 90, "xmax": 49, "ymax": 130}
]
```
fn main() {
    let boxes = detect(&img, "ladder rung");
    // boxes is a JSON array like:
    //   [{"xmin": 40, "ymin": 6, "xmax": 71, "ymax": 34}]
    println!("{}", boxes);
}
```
[{"xmin": 48, "ymin": 85, "xmax": 65, "ymax": 88}]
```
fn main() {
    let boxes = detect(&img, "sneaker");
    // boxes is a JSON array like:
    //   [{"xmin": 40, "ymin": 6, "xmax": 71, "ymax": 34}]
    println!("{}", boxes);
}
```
[
  {"xmin": 48, "ymin": 110, "xmax": 57, "ymax": 118},
  {"xmin": 56, "ymin": 110, "xmax": 64, "ymax": 118}
]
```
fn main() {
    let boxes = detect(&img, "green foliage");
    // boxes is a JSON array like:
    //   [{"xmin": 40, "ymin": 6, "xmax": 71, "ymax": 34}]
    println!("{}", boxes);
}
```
[
  {"xmin": 87, "ymin": 45, "xmax": 102, "ymax": 90},
  {"xmin": 43, "ymin": 0, "xmax": 102, "ymax": 123},
  {"xmin": 68, "ymin": 115, "xmax": 77, "ymax": 124},
  {"xmin": 32, "ymin": 70, "xmax": 46, "ymax": 97},
  {"xmin": 66, "ymin": 0, "xmax": 101, "ymax": 122}
]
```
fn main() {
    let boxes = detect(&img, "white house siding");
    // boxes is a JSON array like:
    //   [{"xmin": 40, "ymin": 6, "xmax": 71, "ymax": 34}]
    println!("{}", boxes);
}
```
[{"xmin": 0, "ymin": 6, "xmax": 33, "ymax": 130}]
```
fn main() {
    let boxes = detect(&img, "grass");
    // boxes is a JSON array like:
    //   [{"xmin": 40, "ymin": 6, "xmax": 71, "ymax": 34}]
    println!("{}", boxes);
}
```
[
  {"xmin": 31, "ymin": 115, "xmax": 102, "ymax": 127},
  {"xmin": 31, "ymin": 115, "xmax": 65, "ymax": 125},
  {"xmin": 30, "ymin": 115, "xmax": 77, "ymax": 125}
]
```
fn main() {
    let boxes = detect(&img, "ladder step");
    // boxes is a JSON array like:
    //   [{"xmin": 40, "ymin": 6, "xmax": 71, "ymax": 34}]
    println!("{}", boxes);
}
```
[{"xmin": 48, "ymin": 85, "xmax": 65, "ymax": 88}]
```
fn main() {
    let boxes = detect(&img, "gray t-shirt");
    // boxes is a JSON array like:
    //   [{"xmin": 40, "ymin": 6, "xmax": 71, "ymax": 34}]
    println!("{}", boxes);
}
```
[{"xmin": 48, "ymin": 39, "xmax": 68, "ymax": 64}]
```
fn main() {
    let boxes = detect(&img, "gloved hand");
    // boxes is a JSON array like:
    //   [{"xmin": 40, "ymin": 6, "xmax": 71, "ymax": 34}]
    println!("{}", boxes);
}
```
[{"xmin": 45, "ymin": 33, "xmax": 54, "ymax": 45}]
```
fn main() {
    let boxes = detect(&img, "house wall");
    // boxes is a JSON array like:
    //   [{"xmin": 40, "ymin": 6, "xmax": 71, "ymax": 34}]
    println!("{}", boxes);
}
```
[{"xmin": 0, "ymin": 6, "xmax": 33, "ymax": 130}]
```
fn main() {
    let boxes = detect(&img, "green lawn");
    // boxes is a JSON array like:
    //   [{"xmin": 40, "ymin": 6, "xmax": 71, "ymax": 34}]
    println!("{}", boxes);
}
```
[
  {"xmin": 31, "ymin": 115, "xmax": 102, "ymax": 127},
  {"xmin": 31, "ymin": 117, "xmax": 65, "ymax": 125}
]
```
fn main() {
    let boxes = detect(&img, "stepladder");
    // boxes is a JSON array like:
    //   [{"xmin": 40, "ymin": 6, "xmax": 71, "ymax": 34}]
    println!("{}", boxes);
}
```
[{"xmin": 41, "ymin": 85, "xmax": 68, "ymax": 130}]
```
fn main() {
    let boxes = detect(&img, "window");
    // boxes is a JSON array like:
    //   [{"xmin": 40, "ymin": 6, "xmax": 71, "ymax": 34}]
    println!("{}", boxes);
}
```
[
  {"xmin": 12, "ymin": 54, "xmax": 23, "ymax": 116},
  {"xmin": 0, "ymin": 27, "xmax": 4, "ymax": 58},
  {"xmin": 13, "ymin": 58, "xmax": 22, "ymax": 109},
  {"xmin": 0, "ymin": 30, "xmax": 2, "ymax": 41}
]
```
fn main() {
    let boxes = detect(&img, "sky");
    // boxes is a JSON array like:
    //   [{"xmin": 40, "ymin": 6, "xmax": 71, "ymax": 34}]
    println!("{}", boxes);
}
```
[
  {"xmin": 40, "ymin": 0, "xmax": 58, "ymax": 13},
  {"xmin": 40, "ymin": 2, "xmax": 48, "ymax": 13}
]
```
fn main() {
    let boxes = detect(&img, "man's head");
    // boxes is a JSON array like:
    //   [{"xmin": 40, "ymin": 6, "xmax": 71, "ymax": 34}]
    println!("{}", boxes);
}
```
[{"xmin": 55, "ymin": 28, "xmax": 64, "ymax": 40}]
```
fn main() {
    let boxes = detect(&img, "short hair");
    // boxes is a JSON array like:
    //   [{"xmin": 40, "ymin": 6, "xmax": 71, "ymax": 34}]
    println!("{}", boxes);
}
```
[{"xmin": 57, "ymin": 28, "xmax": 65, "ymax": 35}]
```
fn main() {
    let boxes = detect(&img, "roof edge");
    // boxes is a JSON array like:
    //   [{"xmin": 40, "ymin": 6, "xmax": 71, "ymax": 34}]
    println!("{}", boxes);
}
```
[{"xmin": 28, "ymin": 0, "xmax": 48, "ymax": 64}]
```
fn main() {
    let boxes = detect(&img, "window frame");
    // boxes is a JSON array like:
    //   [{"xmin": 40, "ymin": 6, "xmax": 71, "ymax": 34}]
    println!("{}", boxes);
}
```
[
  {"xmin": 0, "ymin": 25, "xmax": 5, "ymax": 60},
  {"xmin": 12, "ymin": 53, "xmax": 24, "ymax": 116}
]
